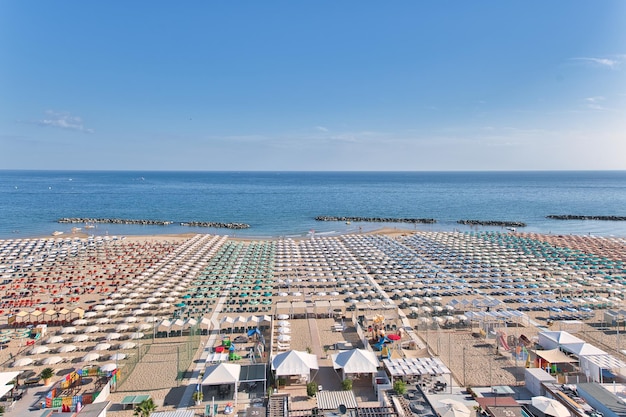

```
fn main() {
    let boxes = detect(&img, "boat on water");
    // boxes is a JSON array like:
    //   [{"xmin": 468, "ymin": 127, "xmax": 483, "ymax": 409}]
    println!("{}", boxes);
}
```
[
  {"xmin": 51, "ymin": 231, "xmax": 64, "ymax": 236},
  {"xmin": 84, "ymin": 223, "xmax": 96, "ymax": 229}
]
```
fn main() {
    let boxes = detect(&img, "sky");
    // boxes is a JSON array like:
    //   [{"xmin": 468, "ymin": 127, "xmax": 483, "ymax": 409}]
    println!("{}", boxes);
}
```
[{"xmin": 1, "ymin": 1, "xmax": 625, "ymax": 171}]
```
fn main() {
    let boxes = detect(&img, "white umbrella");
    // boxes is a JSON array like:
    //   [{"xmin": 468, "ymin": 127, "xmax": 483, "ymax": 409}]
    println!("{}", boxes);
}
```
[
  {"xmin": 107, "ymin": 333, "xmax": 124, "ymax": 341},
  {"xmin": 132, "ymin": 309, "xmax": 145, "ymax": 316},
  {"xmin": 82, "ymin": 352, "xmax": 100, "ymax": 362},
  {"xmin": 60, "ymin": 326, "xmax": 77, "ymax": 334},
  {"xmin": 72, "ymin": 334, "xmax": 89, "ymax": 343},
  {"xmin": 437, "ymin": 400, "xmax": 471, "ymax": 417},
  {"xmin": 278, "ymin": 327, "xmax": 291, "ymax": 334},
  {"xmin": 100, "ymin": 363, "xmax": 117, "ymax": 372},
  {"xmin": 57, "ymin": 344, "xmax": 78, "ymax": 353},
  {"xmin": 277, "ymin": 334, "xmax": 291, "ymax": 342},
  {"xmin": 115, "ymin": 324, "xmax": 130, "ymax": 332},
  {"xmin": 277, "ymin": 320, "xmax": 290, "ymax": 327},
  {"xmin": 125, "ymin": 316, "xmax": 138, "ymax": 323},
  {"xmin": 46, "ymin": 335, "xmax": 65, "ymax": 344},
  {"xmin": 84, "ymin": 311, "xmax": 98, "ymax": 318},
  {"xmin": 41, "ymin": 356, "xmax": 64, "ymax": 365},
  {"xmin": 109, "ymin": 353, "xmax": 126, "ymax": 361},
  {"xmin": 83, "ymin": 325, "xmax": 100, "ymax": 333},
  {"xmin": 531, "ymin": 396, "xmax": 571, "ymax": 417},
  {"xmin": 277, "ymin": 314, "xmax": 290, "ymax": 320},
  {"xmin": 29, "ymin": 346, "xmax": 50, "ymax": 355},
  {"xmin": 136, "ymin": 323, "xmax": 152, "ymax": 331},
  {"xmin": 12, "ymin": 357, "xmax": 33, "ymax": 367},
  {"xmin": 118, "ymin": 342, "xmax": 136, "ymax": 350},
  {"xmin": 128, "ymin": 332, "xmax": 144, "ymax": 340},
  {"xmin": 93, "ymin": 343, "xmax": 112, "ymax": 351},
  {"xmin": 73, "ymin": 319, "xmax": 88, "ymax": 326}
]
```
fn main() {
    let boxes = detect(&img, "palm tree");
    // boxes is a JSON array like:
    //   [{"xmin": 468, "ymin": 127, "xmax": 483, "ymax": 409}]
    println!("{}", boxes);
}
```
[{"xmin": 133, "ymin": 398, "xmax": 156, "ymax": 417}]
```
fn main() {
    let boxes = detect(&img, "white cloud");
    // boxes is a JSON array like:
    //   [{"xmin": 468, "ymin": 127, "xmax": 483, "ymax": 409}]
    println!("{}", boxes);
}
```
[
  {"xmin": 315, "ymin": 126, "xmax": 329, "ymax": 132},
  {"xmin": 571, "ymin": 56, "xmax": 621, "ymax": 69},
  {"xmin": 36, "ymin": 110, "xmax": 94, "ymax": 133},
  {"xmin": 584, "ymin": 96, "xmax": 606, "ymax": 110}
]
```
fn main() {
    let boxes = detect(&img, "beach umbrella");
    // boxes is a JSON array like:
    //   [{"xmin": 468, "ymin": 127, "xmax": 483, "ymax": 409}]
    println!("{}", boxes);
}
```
[
  {"xmin": 128, "ymin": 332, "xmax": 144, "ymax": 340},
  {"xmin": 109, "ymin": 353, "xmax": 126, "ymax": 361},
  {"xmin": 73, "ymin": 319, "xmax": 88, "ymax": 326},
  {"xmin": 118, "ymin": 342, "xmax": 136, "ymax": 350},
  {"xmin": 84, "ymin": 311, "xmax": 98, "ymax": 318},
  {"xmin": 57, "ymin": 344, "xmax": 77, "ymax": 353},
  {"xmin": 136, "ymin": 323, "xmax": 152, "ymax": 331},
  {"xmin": 93, "ymin": 343, "xmax": 112, "ymax": 351},
  {"xmin": 60, "ymin": 326, "xmax": 77, "ymax": 334},
  {"xmin": 531, "ymin": 396, "xmax": 571, "ymax": 417},
  {"xmin": 125, "ymin": 316, "xmax": 138, "ymax": 323},
  {"xmin": 277, "ymin": 334, "xmax": 291, "ymax": 342},
  {"xmin": 95, "ymin": 317, "xmax": 110, "ymax": 325},
  {"xmin": 278, "ymin": 327, "xmax": 291, "ymax": 334},
  {"xmin": 72, "ymin": 334, "xmax": 90, "ymax": 343},
  {"xmin": 29, "ymin": 346, "xmax": 50, "ymax": 355},
  {"xmin": 83, "ymin": 325, "xmax": 100, "ymax": 333},
  {"xmin": 46, "ymin": 335, "xmax": 65, "ymax": 344},
  {"xmin": 81, "ymin": 352, "xmax": 100, "ymax": 362},
  {"xmin": 115, "ymin": 324, "xmax": 130, "ymax": 332},
  {"xmin": 277, "ymin": 320, "xmax": 290, "ymax": 327},
  {"xmin": 277, "ymin": 314, "xmax": 289, "ymax": 320},
  {"xmin": 41, "ymin": 356, "xmax": 64, "ymax": 365},
  {"xmin": 100, "ymin": 363, "xmax": 117, "ymax": 372},
  {"xmin": 12, "ymin": 357, "xmax": 33, "ymax": 367},
  {"xmin": 436, "ymin": 400, "xmax": 471, "ymax": 417},
  {"xmin": 106, "ymin": 332, "xmax": 123, "ymax": 341}
]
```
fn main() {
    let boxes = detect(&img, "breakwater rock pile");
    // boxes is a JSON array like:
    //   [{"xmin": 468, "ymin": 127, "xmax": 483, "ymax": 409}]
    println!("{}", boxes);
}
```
[
  {"xmin": 179, "ymin": 221, "xmax": 250, "ymax": 229},
  {"xmin": 57, "ymin": 218, "xmax": 250, "ymax": 229},
  {"xmin": 547, "ymin": 215, "xmax": 626, "ymax": 221},
  {"xmin": 315, "ymin": 216, "xmax": 436, "ymax": 224},
  {"xmin": 457, "ymin": 219, "xmax": 527, "ymax": 227}
]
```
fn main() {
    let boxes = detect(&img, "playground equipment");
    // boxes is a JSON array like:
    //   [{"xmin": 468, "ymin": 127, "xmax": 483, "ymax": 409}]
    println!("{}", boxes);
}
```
[
  {"xmin": 374, "ymin": 336, "xmax": 391, "ymax": 351},
  {"xmin": 228, "ymin": 344, "xmax": 241, "ymax": 361},
  {"xmin": 496, "ymin": 331, "xmax": 510, "ymax": 350}
]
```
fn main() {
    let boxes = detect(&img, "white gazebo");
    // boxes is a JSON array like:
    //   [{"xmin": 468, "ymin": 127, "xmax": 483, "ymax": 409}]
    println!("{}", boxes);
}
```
[
  {"xmin": 271, "ymin": 350, "xmax": 319, "ymax": 383},
  {"xmin": 331, "ymin": 349, "xmax": 379, "ymax": 381},
  {"xmin": 201, "ymin": 363, "xmax": 241, "ymax": 404}
]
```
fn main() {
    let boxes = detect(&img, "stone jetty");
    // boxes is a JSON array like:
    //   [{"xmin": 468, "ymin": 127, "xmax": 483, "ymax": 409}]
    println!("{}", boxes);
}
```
[
  {"xmin": 547, "ymin": 215, "xmax": 626, "ymax": 221},
  {"xmin": 57, "ymin": 218, "xmax": 250, "ymax": 229},
  {"xmin": 457, "ymin": 219, "xmax": 527, "ymax": 227},
  {"xmin": 179, "ymin": 221, "xmax": 250, "ymax": 229},
  {"xmin": 315, "ymin": 216, "xmax": 436, "ymax": 224}
]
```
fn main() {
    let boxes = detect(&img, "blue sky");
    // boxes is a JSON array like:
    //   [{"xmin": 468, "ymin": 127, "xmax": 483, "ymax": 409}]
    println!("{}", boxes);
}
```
[{"xmin": 1, "ymin": 2, "xmax": 625, "ymax": 171}]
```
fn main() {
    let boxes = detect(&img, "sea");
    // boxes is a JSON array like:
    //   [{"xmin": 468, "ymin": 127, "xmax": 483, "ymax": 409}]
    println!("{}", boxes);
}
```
[{"xmin": 1, "ymin": 170, "xmax": 626, "ymax": 240}]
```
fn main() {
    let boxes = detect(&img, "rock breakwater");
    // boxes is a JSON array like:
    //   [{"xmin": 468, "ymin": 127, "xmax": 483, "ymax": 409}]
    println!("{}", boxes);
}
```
[
  {"xmin": 57, "ymin": 218, "xmax": 250, "ymax": 229},
  {"xmin": 457, "ymin": 219, "xmax": 527, "ymax": 227},
  {"xmin": 547, "ymin": 215, "xmax": 626, "ymax": 221},
  {"xmin": 315, "ymin": 216, "xmax": 436, "ymax": 224}
]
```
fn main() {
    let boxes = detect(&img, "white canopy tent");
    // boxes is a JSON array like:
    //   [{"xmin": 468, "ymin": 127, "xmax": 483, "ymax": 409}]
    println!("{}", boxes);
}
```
[
  {"xmin": 201, "ymin": 363, "xmax": 241, "ymax": 405},
  {"xmin": 0, "ymin": 371, "xmax": 20, "ymax": 399},
  {"xmin": 271, "ymin": 350, "xmax": 319, "ymax": 383},
  {"xmin": 331, "ymin": 349, "xmax": 379, "ymax": 381}
]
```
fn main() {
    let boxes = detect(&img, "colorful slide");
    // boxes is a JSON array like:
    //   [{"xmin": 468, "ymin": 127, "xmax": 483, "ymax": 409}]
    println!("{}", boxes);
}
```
[
  {"xmin": 374, "ymin": 336, "xmax": 390, "ymax": 351},
  {"xmin": 497, "ymin": 332, "xmax": 510, "ymax": 350}
]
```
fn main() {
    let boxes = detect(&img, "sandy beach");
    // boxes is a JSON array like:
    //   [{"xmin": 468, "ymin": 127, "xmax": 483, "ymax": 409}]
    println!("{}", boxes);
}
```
[{"xmin": 0, "ymin": 229, "xmax": 624, "ymax": 415}]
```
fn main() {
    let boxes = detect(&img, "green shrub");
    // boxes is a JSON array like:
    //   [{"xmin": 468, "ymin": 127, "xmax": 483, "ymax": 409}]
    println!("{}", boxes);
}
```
[
  {"xmin": 341, "ymin": 379, "xmax": 353, "ymax": 391},
  {"xmin": 393, "ymin": 379, "xmax": 407, "ymax": 395},
  {"xmin": 306, "ymin": 382, "xmax": 318, "ymax": 397}
]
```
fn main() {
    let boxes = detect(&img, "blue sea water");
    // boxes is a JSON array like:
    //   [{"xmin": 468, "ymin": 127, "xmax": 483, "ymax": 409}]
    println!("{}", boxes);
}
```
[{"xmin": 1, "ymin": 171, "xmax": 625, "ymax": 239}]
